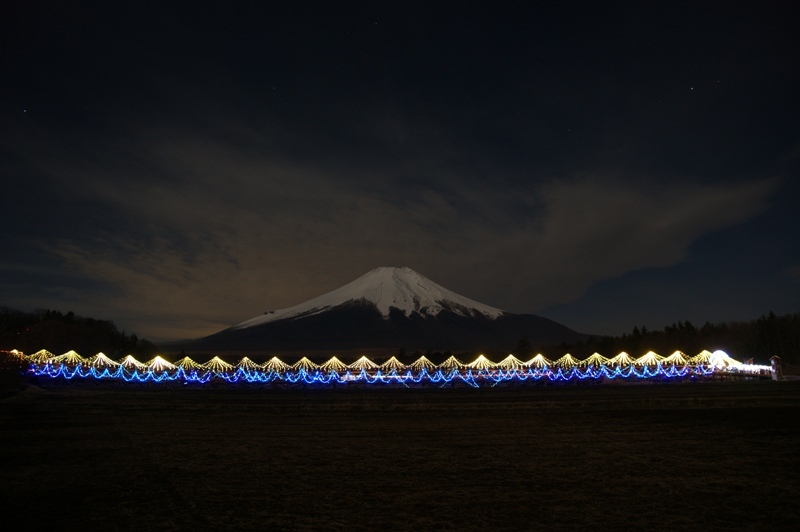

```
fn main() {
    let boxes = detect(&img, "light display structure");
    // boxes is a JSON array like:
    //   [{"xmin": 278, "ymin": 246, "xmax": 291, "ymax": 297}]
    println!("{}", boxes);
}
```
[{"xmin": 7, "ymin": 349, "xmax": 775, "ymax": 388}]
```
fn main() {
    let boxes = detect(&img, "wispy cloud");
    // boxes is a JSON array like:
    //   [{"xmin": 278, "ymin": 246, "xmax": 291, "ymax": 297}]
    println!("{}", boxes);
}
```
[
  {"xmin": 490, "ymin": 175, "xmax": 779, "ymax": 310},
  {"xmin": 36, "ymin": 117, "xmax": 778, "ymax": 340}
]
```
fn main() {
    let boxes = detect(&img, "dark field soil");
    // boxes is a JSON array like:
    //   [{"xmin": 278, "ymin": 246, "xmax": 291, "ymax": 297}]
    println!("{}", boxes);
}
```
[{"xmin": 1, "ymin": 379, "xmax": 798, "ymax": 531}]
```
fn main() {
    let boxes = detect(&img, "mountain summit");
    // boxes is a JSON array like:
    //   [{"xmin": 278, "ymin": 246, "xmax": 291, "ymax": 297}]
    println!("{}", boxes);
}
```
[
  {"xmin": 184, "ymin": 267, "xmax": 587, "ymax": 354},
  {"xmin": 234, "ymin": 266, "xmax": 504, "ymax": 329}
]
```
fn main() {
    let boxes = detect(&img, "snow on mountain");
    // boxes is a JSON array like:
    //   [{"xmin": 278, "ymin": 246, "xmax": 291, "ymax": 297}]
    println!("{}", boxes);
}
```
[{"xmin": 233, "ymin": 266, "xmax": 505, "ymax": 329}]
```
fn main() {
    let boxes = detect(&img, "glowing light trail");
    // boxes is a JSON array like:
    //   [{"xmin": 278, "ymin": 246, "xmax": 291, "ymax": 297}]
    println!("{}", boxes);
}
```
[{"xmin": 8, "ymin": 348, "xmax": 774, "ymax": 387}]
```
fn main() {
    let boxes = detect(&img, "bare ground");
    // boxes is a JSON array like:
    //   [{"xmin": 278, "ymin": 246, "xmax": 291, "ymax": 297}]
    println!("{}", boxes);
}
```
[{"xmin": 1, "ymin": 379, "xmax": 798, "ymax": 531}]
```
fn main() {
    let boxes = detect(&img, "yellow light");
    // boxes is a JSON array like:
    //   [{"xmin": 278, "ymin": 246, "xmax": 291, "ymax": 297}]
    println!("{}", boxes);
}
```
[
  {"xmin": 88, "ymin": 352, "xmax": 120, "ymax": 368},
  {"xmin": 409, "ymin": 355, "xmax": 436, "ymax": 371},
  {"xmin": 263, "ymin": 356, "xmax": 290, "ymax": 372},
  {"xmin": 146, "ymin": 355, "xmax": 176, "ymax": 372},
  {"xmin": 609, "ymin": 352, "xmax": 633, "ymax": 366},
  {"xmin": 235, "ymin": 356, "xmax": 261, "ymax": 371},
  {"xmin": 379, "ymin": 356, "xmax": 407, "ymax": 371},
  {"xmin": 662, "ymin": 351, "xmax": 688, "ymax": 365},
  {"xmin": 292, "ymin": 357, "xmax": 319, "ymax": 371},
  {"xmin": 50, "ymin": 350, "xmax": 86, "ymax": 366},
  {"xmin": 202, "ymin": 356, "xmax": 234, "ymax": 372},
  {"xmin": 525, "ymin": 354, "xmax": 552, "ymax": 369},
  {"xmin": 465, "ymin": 354, "xmax": 496, "ymax": 370},
  {"xmin": 634, "ymin": 351, "xmax": 664, "ymax": 367},
  {"xmin": 175, "ymin": 356, "xmax": 202, "ymax": 370},
  {"xmin": 554, "ymin": 353, "xmax": 579, "ymax": 368},
  {"xmin": 497, "ymin": 354, "xmax": 526, "ymax": 370},
  {"xmin": 348, "ymin": 356, "xmax": 379, "ymax": 371},
  {"xmin": 28, "ymin": 349, "xmax": 56, "ymax": 363},
  {"xmin": 581, "ymin": 352, "xmax": 609, "ymax": 367},
  {"xmin": 321, "ymin": 356, "xmax": 348, "ymax": 372},
  {"xmin": 14, "ymin": 347, "xmax": 761, "ymax": 382},
  {"xmin": 119, "ymin": 354, "xmax": 147, "ymax": 370},
  {"xmin": 440, "ymin": 355, "xmax": 465, "ymax": 370}
]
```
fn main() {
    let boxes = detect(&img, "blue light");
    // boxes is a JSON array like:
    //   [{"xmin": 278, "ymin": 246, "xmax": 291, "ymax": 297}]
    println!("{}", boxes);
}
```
[{"xmin": 28, "ymin": 362, "xmax": 716, "ymax": 388}]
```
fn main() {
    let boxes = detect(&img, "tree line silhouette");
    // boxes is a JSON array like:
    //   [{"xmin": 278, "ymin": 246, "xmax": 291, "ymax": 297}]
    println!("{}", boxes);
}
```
[
  {"xmin": 0, "ymin": 307, "xmax": 157, "ymax": 358},
  {"xmin": 526, "ymin": 311, "xmax": 799, "ymax": 365}
]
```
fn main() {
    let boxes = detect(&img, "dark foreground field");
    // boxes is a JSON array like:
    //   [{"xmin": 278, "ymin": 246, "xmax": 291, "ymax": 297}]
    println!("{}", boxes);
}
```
[{"xmin": 1, "ymin": 379, "xmax": 799, "ymax": 531}]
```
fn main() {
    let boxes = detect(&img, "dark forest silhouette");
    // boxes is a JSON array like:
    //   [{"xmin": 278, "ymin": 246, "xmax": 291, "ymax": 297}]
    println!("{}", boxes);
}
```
[
  {"xmin": 536, "ymin": 311, "xmax": 799, "ymax": 365},
  {"xmin": 0, "ymin": 307, "xmax": 157, "ymax": 358}
]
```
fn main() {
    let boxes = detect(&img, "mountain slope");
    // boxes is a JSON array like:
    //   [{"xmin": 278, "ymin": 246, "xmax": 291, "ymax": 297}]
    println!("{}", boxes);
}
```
[
  {"xmin": 183, "ymin": 267, "xmax": 587, "ymax": 353},
  {"xmin": 234, "ymin": 267, "xmax": 504, "ymax": 328}
]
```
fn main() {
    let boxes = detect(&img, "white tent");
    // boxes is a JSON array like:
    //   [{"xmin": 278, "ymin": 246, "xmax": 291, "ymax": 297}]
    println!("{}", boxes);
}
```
[{"xmin": 708, "ymin": 350, "xmax": 741, "ymax": 368}]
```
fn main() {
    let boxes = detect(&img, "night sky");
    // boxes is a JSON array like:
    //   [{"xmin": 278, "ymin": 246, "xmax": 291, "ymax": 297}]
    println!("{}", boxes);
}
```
[{"xmin": 3, "ymin": 1, "xmax": 799, "ymax": 342}]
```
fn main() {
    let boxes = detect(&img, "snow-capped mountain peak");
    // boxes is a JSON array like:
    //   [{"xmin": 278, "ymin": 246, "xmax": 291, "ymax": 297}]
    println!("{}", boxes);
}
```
[{"xmin": 233, "ymin": 266, "xmax": 505, "ymax": 329}]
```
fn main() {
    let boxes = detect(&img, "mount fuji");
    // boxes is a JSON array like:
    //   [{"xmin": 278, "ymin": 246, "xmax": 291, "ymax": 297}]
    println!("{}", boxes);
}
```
[{"xmin": 182, "ymin": 267, "xmax": 587, "ymax": 353}]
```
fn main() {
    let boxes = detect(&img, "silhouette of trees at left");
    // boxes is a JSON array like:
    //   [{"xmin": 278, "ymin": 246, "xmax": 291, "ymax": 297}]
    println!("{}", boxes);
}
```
[{"xmin": 0, "ymin": 307, "xmax": 157, "ymax": 357}]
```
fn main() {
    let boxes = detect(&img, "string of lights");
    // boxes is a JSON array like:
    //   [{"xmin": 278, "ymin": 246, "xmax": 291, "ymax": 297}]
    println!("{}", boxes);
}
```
[{"xmin": 8, "ymin": 349, "xmax": 773, "ymax": 387}]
